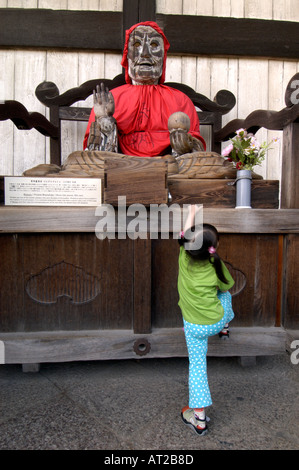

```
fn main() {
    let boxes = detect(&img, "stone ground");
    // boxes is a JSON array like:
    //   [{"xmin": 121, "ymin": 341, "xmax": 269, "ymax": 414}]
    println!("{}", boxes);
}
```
[{"xmin": 0, "ymin": 353, "xmax": 298, "ymax": 451}]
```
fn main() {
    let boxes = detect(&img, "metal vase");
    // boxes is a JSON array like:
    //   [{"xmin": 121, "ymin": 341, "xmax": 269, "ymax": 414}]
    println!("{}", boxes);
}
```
[{"xmin": 235, "ymin": 169, "xmax": 252, "ymax": 209}]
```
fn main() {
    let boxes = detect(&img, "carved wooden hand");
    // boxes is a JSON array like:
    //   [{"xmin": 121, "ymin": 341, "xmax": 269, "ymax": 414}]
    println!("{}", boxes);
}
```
[{"xmin": 93, "ymin": 83, "xmax": 115, "ymax": 120}]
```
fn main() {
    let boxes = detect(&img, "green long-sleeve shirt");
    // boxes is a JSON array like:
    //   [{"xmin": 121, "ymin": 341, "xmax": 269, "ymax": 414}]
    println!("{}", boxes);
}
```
[{"xmin": 178, "ymin": 246, "xmax": 234, "ymax": 325}]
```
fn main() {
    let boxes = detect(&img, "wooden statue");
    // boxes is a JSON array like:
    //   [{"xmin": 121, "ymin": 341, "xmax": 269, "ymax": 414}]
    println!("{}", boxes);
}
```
[{"xmin": 24, "ymin": 22, "xmax": 236, "ymax": 180}]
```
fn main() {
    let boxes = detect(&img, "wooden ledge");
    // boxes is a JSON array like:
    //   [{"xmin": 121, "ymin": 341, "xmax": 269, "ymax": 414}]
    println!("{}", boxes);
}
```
[
  {"xmin": 0, "ymin": 327, "xmax": 287, "ymax": 364},
  {"xmin": 0, "ymin": 206, "xmax": 298, "ymax": 234}
]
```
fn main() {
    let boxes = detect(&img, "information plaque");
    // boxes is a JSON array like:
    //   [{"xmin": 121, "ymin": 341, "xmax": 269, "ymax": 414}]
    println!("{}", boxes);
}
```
[{"xmin": 4, "ymin": 177, "xmax": 102, "ymax": 207}]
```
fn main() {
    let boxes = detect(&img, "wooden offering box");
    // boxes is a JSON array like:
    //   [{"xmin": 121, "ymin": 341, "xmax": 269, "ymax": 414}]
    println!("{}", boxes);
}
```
[
  {"xmin": 104, "ymin": 155, "xmax": 168, "ymax": 205},
  {"xmin": 0, "ymin": 203, "xmax": 298, "ymax": 369},
  {"xmin": 0, "ymin": 158, "xmax": 293, "ymax": 369}
]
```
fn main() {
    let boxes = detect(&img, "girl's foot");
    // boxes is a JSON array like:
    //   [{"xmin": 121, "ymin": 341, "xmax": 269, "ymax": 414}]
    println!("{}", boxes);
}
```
[
  {"xmin": 219, "ymin": 323, "xmax": 229, "ymax": 338},
  {"xmin": 181, "ymin": 406, "xmax": 208, "ymax": 436}
]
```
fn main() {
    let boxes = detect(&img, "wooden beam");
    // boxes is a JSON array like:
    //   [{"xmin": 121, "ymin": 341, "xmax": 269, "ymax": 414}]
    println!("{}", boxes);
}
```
[
  {"xmin": 0, "ymin": 206, "xmax": 299, "ymax": 234},
  {"xmin": 0, "ymin": 9, "xmax": 123, "ymax": 51},
  {"xmin": 0, "ymin": 9, "xmax": 298, "ymax": 60},
  {"xmin": 157, "ymin": 14, "xmax": 299, "ymax": 60},
  {"xmin": 0, "ymin": 327, "xmax": 287, "ymax": 364}
]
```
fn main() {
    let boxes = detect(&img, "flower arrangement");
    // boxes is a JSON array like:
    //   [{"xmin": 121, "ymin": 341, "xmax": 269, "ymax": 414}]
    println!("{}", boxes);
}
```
[{"xmin": 222, "ymin": 128, "xmax": 278, "ymax": 171}]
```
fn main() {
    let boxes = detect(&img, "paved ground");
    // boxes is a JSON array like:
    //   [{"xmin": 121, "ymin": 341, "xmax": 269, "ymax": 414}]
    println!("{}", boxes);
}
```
[{"xmin": 0, "ymin": 353, "xmax": 298, "ymax": 451}]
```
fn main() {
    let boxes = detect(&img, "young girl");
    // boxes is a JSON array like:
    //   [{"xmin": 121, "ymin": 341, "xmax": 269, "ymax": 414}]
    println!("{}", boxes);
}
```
[{"xmin": 178, "ymin": 206, "xmax": 235, "ymax": 436}]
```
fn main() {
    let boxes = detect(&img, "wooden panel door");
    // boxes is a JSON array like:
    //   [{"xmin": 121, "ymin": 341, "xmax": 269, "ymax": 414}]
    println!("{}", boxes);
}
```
[
  {"xmin": 0, "ymin": 233, "xmax": 134, "ymax": 332},
  {"xmin": 151, "ymin": 234, "xmax": 281, "ymax": 328}
]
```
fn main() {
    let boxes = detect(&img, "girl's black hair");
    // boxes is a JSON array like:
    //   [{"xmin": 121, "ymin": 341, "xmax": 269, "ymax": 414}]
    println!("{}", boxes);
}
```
[{"xmin": 179, "ymin": 223, "xmax": 229, "ymax": 284}]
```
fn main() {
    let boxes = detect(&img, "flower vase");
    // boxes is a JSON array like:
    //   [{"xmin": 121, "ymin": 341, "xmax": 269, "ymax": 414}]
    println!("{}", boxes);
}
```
[{"xmin": 235, "ymin": 169, "xmax": 252, "ymax": 209}]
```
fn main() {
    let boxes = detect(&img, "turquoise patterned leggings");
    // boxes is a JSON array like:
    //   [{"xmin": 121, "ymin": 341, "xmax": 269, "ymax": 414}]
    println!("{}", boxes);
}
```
[{"xmin": 183, "ymin": 291, "xmax": 234, "ymax": 408}]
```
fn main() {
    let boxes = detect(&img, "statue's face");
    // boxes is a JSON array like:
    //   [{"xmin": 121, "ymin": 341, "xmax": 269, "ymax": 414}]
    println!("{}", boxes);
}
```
[{"xmin": 127, "ymin": 26, "xmax": 164, "ymax": 85}]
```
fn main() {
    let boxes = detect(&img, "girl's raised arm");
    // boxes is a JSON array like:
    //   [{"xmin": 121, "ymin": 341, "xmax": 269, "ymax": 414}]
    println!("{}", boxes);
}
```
[{"xmin": 183, "ymin": 204, "xmax": 201, "ymax": 233}]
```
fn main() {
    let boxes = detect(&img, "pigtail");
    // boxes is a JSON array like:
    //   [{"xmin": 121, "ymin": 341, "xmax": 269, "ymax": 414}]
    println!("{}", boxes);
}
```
[{"xmin": 209, "ymin": 251, "xmax": 229, "ymax": 285}]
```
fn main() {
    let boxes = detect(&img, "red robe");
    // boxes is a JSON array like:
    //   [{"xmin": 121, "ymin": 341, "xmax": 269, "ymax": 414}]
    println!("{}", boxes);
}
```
[
  {"xmin": 83, "ymin": 84, "xmax": 205, "ymax": 156},
  {"xmin": 83, "ymin": 21, "xmax": 206, "ymax": 156}
]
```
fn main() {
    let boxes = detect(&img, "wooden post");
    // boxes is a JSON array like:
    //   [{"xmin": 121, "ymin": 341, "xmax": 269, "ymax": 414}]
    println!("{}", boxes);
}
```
[
  {"xmin": 281, "ymin": 122, "xmax": 299, "ymax": 209},
  {"xmin": 122, "ymin": 0, "xmax": 156, "ymax": 43},
  {"xmin": 280, "ymin": 121, "xmax": 299, "ymax": 330}
]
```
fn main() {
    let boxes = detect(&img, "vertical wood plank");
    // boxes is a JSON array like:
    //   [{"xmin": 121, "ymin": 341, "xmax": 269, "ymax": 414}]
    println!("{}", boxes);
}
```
[
  {"xmin": 165, "ymin": 56, "xmax": 182, "ymax": 82},
  {"xmin": 244, "ymin": 0, "xmax": 273, "ymax": 18},
  {"xmin": 267, "ymin": 61, "xmax": 297, "ymax": 183},
  {"xmin": 139, "ymin": 0, "xmax": 156, "ymax": 21},
  {"xmin": 0, "ymin": 235, "xmax": 25, "ymax": 332},
  {"xmin": 273, "ymin": 0, "xmax": 299, "ymax": 21},
  {"xmin": 151, "ymin": 239, "xmax": 181, "ymax": 328},
  {"xmin": 275, "ymin": 235, "xmax": 284, "ymax": 326},
  {"xmin": 7, "ymin": 0, "xmax": 37, "ymax": 6},
  {"xmin": 210, "ymin": 58, "xmax": 238, "ymax": 151},
  {"xmin": 0, "ymin": 50, "xmax": 14, "ymax": 175},
  {"xmin": 283, "ymin": 234, "xmax": 299, "ymax": 329},
  {"xmin": 82, "ymin": 0, "xmax": 100, "ymax": 9},
  {"xmin": 212, "ymin": 0, "xmax": 231, "ymax": 16},
  {"xmin": 238, "ymin": 58, "xmax": 269, "ymax": 179},
  {"xmin": 99, "ymin": 0, "xmax": 123, "ymax": 10},
  {"xmin": 267, "ymin": 60, "xmax": 284, "ymax": 181},
  {"xmin": 230, "ymin": 0, "xmax": 245, "ymax": 17},
  {"xmin": 13, "ymin": 50, "xmax": 47, "ymax": 175},
  {"xmin": 157, "ymin": 0, "xmax": 182, "ymax": 14},
  {"xmin": 196, "ymin": 0, "xmax": 213, "ymax": 15},
  {"xmin": 67, "ymin": 0, "xmax": 84, "ymax": 9},
  {"xmin": 195, "ymin": 57, "xmax": 211, "ymax": 97},
  {"xmin": 183, "ymin": 0, "xmax": 213, "ymax": 15},
  {"xmin": 38, "ymin": 0, "xmax": 68, "ymax": 7},
  {"xmin": 181, "ymin": 57, "xmax": 197, "ymax": 89},
  {"xmin": 195, "ymin": 56, "xmax": 212, "ymax": 149},
  {"xmin": 77, "ymin": 52, "xmax": 105, "ymax": 150},
  {"xmin": 104, "ymin": 52, "xmax": 123, "ymax": 78},
  {"xmin": 133, "ymin": 238, "xmax": 152, "ymax": 334},
  {"xmin": 219, "ymin": 234, "xmax": 279, "ymax": 327},
  {"xmin": 122, "ymin": 0, "xmax": 139, "ymax": 39},
  {"xmin": 47, "ymin": 51, "xmax": 79, "ymax": 164}
]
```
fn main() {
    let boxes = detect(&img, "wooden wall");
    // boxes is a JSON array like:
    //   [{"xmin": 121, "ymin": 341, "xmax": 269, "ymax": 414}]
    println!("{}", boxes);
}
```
[{"xmin": 0, "ymin": 0, "xmax": 299, "ymax": 190}]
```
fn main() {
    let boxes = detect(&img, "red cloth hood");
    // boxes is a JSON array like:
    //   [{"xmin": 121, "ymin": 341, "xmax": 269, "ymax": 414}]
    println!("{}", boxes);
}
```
[{"xmin": 121, "ymin": 21, "xmax": 170, "ymax": 85}]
